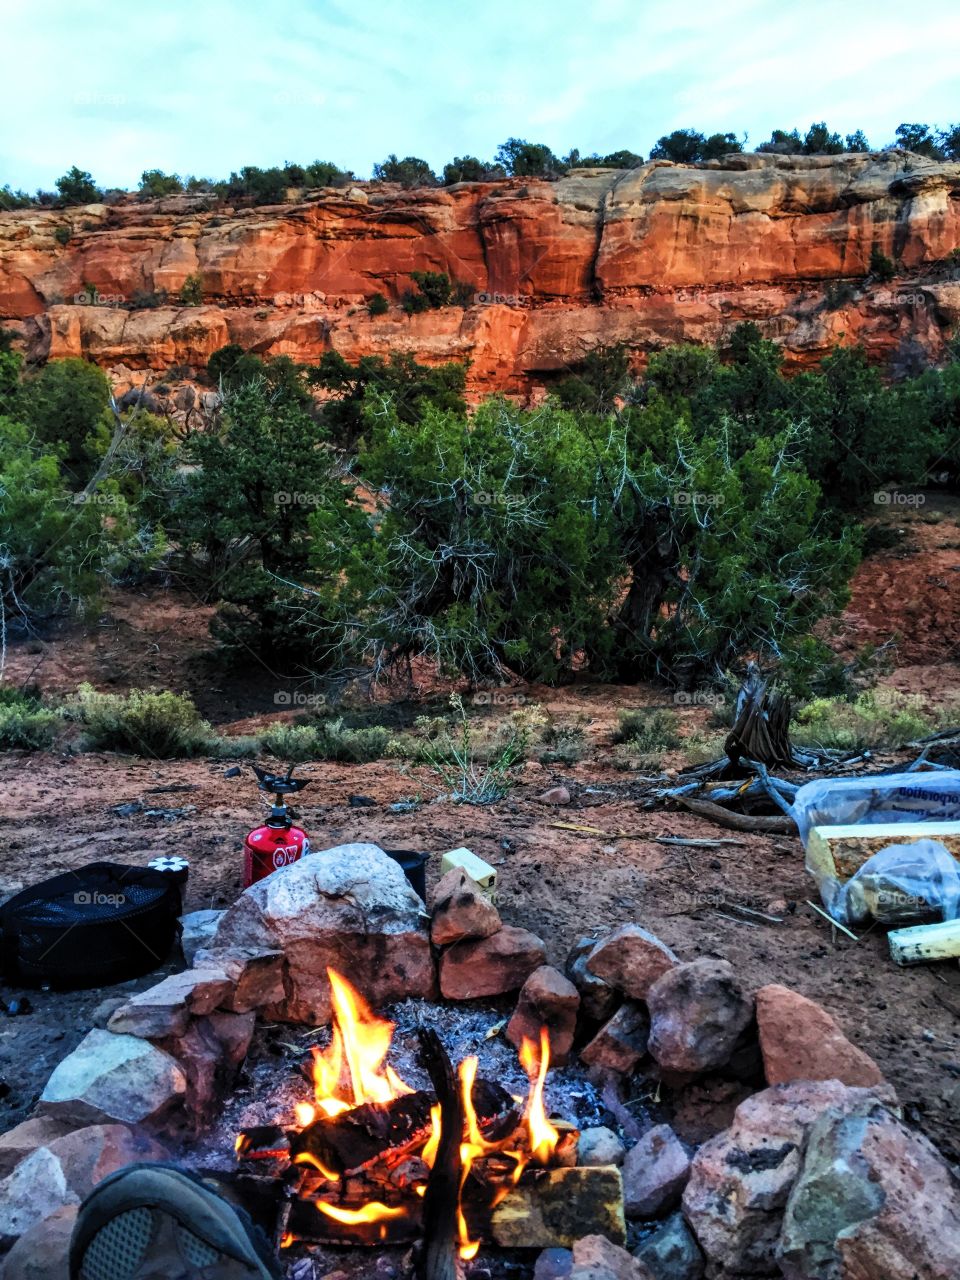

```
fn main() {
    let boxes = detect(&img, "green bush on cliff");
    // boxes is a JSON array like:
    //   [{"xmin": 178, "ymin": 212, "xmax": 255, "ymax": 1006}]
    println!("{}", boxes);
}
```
[{"xmin": 55, "ymin": 166, "xmax": 102, "ymax": 206}]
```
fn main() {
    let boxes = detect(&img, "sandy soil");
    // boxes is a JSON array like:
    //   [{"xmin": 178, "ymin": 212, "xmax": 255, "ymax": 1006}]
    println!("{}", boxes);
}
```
[{"xmin": 1, "ymin": 501, "xmax": 960, "ymax": 1166}]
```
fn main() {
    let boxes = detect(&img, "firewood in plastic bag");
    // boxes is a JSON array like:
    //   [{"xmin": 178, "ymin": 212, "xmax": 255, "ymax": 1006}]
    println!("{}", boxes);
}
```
[
  {"xmin": 828, "ymin": 839, "xmax": 960, "ymax": 927},
  {"xmin": 790, "ymin": 770, "xmax": 960, "ymax": 850}
]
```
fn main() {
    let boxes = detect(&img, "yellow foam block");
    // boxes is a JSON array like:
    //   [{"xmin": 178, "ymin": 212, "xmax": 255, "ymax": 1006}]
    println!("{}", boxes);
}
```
[{"xmin": 440, "ymin": 847, "xmax": 498, "ymax": 896}]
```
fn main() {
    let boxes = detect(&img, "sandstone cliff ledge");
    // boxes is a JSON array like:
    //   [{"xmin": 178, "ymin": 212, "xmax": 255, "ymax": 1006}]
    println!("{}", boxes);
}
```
[{"xmin": 2, "ymin": 150, "xmax": 959, "ymax": 395}]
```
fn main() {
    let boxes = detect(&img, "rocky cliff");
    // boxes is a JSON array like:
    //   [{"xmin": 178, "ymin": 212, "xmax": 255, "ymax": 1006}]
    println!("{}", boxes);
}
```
[{"xmin": 2, "ymin": 151, "xmax": 960, "ymax": 395}]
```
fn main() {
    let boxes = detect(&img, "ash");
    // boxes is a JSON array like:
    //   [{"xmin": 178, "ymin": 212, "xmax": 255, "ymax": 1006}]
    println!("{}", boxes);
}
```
[{"xmin": 182, "ymin": 997, "xmax": 605, "ymax": 1174}]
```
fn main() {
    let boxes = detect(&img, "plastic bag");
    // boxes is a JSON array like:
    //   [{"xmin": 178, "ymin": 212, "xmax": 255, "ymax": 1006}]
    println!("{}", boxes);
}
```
[
  {"xmin": 790, "ymin": 770, "xmax": 960, "ymax": 849},
  {"xmin": 825, "ymin": 839, "xmax": 960, "ymax": 927}
]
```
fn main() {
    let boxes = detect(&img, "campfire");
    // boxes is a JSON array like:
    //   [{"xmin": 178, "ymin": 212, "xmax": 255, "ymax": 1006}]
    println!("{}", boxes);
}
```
[{"xmin": 235, "ymin": 969, "xmax": 575, "ymax": 1258}]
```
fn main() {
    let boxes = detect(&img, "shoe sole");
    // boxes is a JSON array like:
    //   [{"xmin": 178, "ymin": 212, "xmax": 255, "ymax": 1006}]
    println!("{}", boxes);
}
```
[{"xmin": 70, "ymin": 1162, "xmax": 280, "ymax": 1279}]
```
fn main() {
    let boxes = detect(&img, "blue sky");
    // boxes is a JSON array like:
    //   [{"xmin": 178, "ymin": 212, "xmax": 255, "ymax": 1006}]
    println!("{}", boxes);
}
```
[{"xmin": 3, "ymin": 0, "xmax": 959, "ymax": 192}]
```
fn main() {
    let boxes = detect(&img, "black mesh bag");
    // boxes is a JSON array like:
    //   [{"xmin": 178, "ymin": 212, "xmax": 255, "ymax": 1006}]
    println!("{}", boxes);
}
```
[{"xmin": 0, "ymin": 862, "xmax": 182, "ymax": 989}]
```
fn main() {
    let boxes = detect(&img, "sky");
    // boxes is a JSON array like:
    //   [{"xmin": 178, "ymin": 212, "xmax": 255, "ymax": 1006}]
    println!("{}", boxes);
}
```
[{"xmin": 2, "ymin": 0, "xmax": 959, "ymax": 192}]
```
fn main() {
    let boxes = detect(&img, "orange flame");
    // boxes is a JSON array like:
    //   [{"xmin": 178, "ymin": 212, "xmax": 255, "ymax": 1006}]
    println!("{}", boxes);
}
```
[
  {"xmin": 315, "ymin": 1201, "xmax": 407, "ymax": 1225},
  {"xmin": 421, "ymin": 1103, "xmax": 442, "ymax": 1169},
  {"xmin": 519, "ymin": 1029, "xmax": 559, "ymax": 1165},
  {"xmin": 308, "ymin": 969, "xmax": 413, "ymax": 1119}
]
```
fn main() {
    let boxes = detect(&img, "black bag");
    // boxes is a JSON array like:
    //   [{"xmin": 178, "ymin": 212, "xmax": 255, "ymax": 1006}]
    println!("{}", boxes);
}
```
[{"xmin": 0, "ymin": 862, "xmax": 182, "ymax": 989}]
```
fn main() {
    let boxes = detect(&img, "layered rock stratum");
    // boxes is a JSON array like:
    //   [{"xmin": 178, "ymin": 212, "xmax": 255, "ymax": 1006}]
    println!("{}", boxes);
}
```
[{"xmin": 2, "ymin": 150, "xmax": 960, "ymax": 394}]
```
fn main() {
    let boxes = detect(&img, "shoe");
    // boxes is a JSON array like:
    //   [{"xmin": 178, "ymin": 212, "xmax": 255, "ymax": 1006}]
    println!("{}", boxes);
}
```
[{"xmin": 69, "ymin": 1162, "xmax": 282, "ymax": 1279}]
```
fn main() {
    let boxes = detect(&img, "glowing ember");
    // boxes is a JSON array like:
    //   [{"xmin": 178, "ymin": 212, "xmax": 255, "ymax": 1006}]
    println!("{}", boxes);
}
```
[{"xmin": 308, "ymin": 968, "xmax": 413, "ymax": 1119}]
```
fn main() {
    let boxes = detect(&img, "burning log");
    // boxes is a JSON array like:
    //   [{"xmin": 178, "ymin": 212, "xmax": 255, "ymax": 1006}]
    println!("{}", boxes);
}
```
[
  {"xmin": 283, "ymin": 1078, "xmax": 517, "ymax": 1179},
  {"xmin": 418, "ymin": 1028, "xmax": 463, "ymax": 1280}
]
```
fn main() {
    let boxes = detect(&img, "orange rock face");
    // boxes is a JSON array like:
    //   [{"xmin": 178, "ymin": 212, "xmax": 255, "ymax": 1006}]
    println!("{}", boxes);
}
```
[{"xmin": 2, "ymin": 151, "xmax": 959, "ymax": 395}]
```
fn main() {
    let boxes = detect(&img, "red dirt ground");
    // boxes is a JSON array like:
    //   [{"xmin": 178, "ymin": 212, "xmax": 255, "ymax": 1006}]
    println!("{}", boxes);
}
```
[{"xmin": 1, "ymin": 501, "xmax": 959, "ymax": 1163}]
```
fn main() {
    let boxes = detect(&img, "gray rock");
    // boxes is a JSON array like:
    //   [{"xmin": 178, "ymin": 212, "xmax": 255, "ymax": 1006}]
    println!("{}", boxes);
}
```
[
  {"xmin": 778, "ymin": 1096, "xmax": 960, "ymax": 1280},
  {"xmin": 577, "ymin": 1126, "xmax": 626, "ymax": 1168},
  {"xmin": 0, "ymin": 1123, "xmax": 167, "ymax": 1238},
  {"xmin": 634, "ymin": 1213, "xmax": 704, "ymax": 1280},
  {"xmin": 193, "ymin": 947, "xmax": 285, "ymax": 1014},
  {"xmin": 681, "ymin": 1080, "xmax": 898, "ymax": 1277},
  {"xmin": 585, "ymin": 925, "xmax": 678, "ymax": 1000},
  {"xmin": 566, "ymin": 938, "xmax": 619, "ymax": 1024},
  {"xmin": 38, "ymin": 1029, "xmax": 186, "ymax": 1127},
  {"xmin": 211, "ymin": 844, "xmax": 436, "ymax": 1022},
  {"xmin": 535, "ymin": 1248, "xmax": 574, "ymax": 1280},
  {"xmin": 623, "ymin": 1125, "xmax": 690, "ymax": 1218},
  {"xmin": 646, "ymin": 958, "xmax": 754, "ymax": 1074},
  {"xmin": 89, "ymin": 996, "xmax": 127, "ymax": 1029},
  {"xmin": 179, "ymin": 908, "xmax": 224, "ymax": 965}
]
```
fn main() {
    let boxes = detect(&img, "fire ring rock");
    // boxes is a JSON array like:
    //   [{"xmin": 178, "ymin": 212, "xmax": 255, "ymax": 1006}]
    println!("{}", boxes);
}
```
[
  {"xmin": 37, "ymin": 1030, "xmax": 187, "ymax": 1129},
  {"xmin": 209, "ymin": 844, "xmax": 437, "ymax": 1022},
  {"xmin": 584, "ymin": 925, "xmax": 679, "ymax": 1000},
  {"xmin": 647, "ymin": 958, "xmax": 754, "ymax": 1075}
]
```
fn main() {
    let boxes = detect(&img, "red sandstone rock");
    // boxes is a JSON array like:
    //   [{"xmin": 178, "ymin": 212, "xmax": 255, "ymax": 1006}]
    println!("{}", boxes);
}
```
[
  {"xmin": 755, "ymin": 984, "xmax": 885, "ymax": 1089},
  {"xmin": 579, "ymin": 1001, "xmax": 649, "ymax": 1075},
  {"xmin": 779, "ymin": 1096, "xmax": 960, "ymax": 1280},
  {"xmin": 430, "ymin": 867, "xmax": 501, "ymax": 945},
  {"xmin": 3, "ymin": 154, "xmax": 959, "ymax": 394},
  {"xmin": 646, "ymin": 958, "xmax": 754, "ymax": 1074},
  {"xmin": 1, "ymin": 1204, "xmax": 78, "ymax": 1279},
  {"xmin": 536, "ymin": 785, "xmax": 572, "ymax": 805},
  {"xmin": 585, "ymin": 925, "xmax": 678, "ymax": 999},
  {"xmin": 569, "ymin": 1234, "xmax": 656, "ymax": 1280},
  {"xmin": 107, "ymin": 968, "xmax": 234, "ymax": 1039},
  {"xmin": 439, "ymin": 925, "xmax": 547, "ymax": 999},
  {"xmin": 506, "ymin": 965, "xmax": 580, "ymax": 1066}
]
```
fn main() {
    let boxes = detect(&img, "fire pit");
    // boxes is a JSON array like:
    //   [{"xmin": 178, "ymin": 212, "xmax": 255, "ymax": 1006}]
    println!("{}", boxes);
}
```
[{"xmin": 223, "ymin": 970, "xmax": 617, "ymax": 1263}]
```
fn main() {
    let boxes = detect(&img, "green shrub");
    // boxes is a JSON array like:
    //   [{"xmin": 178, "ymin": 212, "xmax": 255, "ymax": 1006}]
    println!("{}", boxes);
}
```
[
  {"xmin": 368, "ymin": 292, "xmax": 389, "ymax": 317},
  {"xmin": 414, "ymin": 695, "xmax": 532, "ymax": 804},
  {"xmin": 54, "ymin": 225, "xmax": 71, "ymax": 246},
  {"xmin": 257, "ymin": 718, "xmax": 391, "ymax": 763},
  {"xmin": 0, "ymin": 687, "xmax": 60, "ymax": 750},
  {"xmin": 870, "ymin": 246, "xmax": 896, "ymax": 282},
  {"xmin": 72, "ymin": 684, "xmax": 217, "ymax": 757},
  {"xmin": 55, "ymin": 167, "xmax": 102, "ymax": 206},
  {"xmin": 613, "ymin": 709, "xmax": 682, "ymax": 751},
  {"xmin": 539, "ymin": 719, "xmax": 588, "ymax": 765},
  {"xmin": 372, "ymin": 155, "xmax": 437, "ymax": 187},
  {"xmin": 790, "ymin": 690, "xmax": 937, "ymax": 751},
  {"xmin": 139, "ymin": 170, "xmax": 183, "ymax": 198},
  {"xmin": 178, "ymin": 273, "xmax": 203, "ymax": 306}
]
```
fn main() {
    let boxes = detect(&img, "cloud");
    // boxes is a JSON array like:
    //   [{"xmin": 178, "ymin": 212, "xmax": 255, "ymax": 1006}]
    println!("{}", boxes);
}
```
[{"xmin": 2, "ymin": 0, "xmax": 958, "ymax": 191}]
